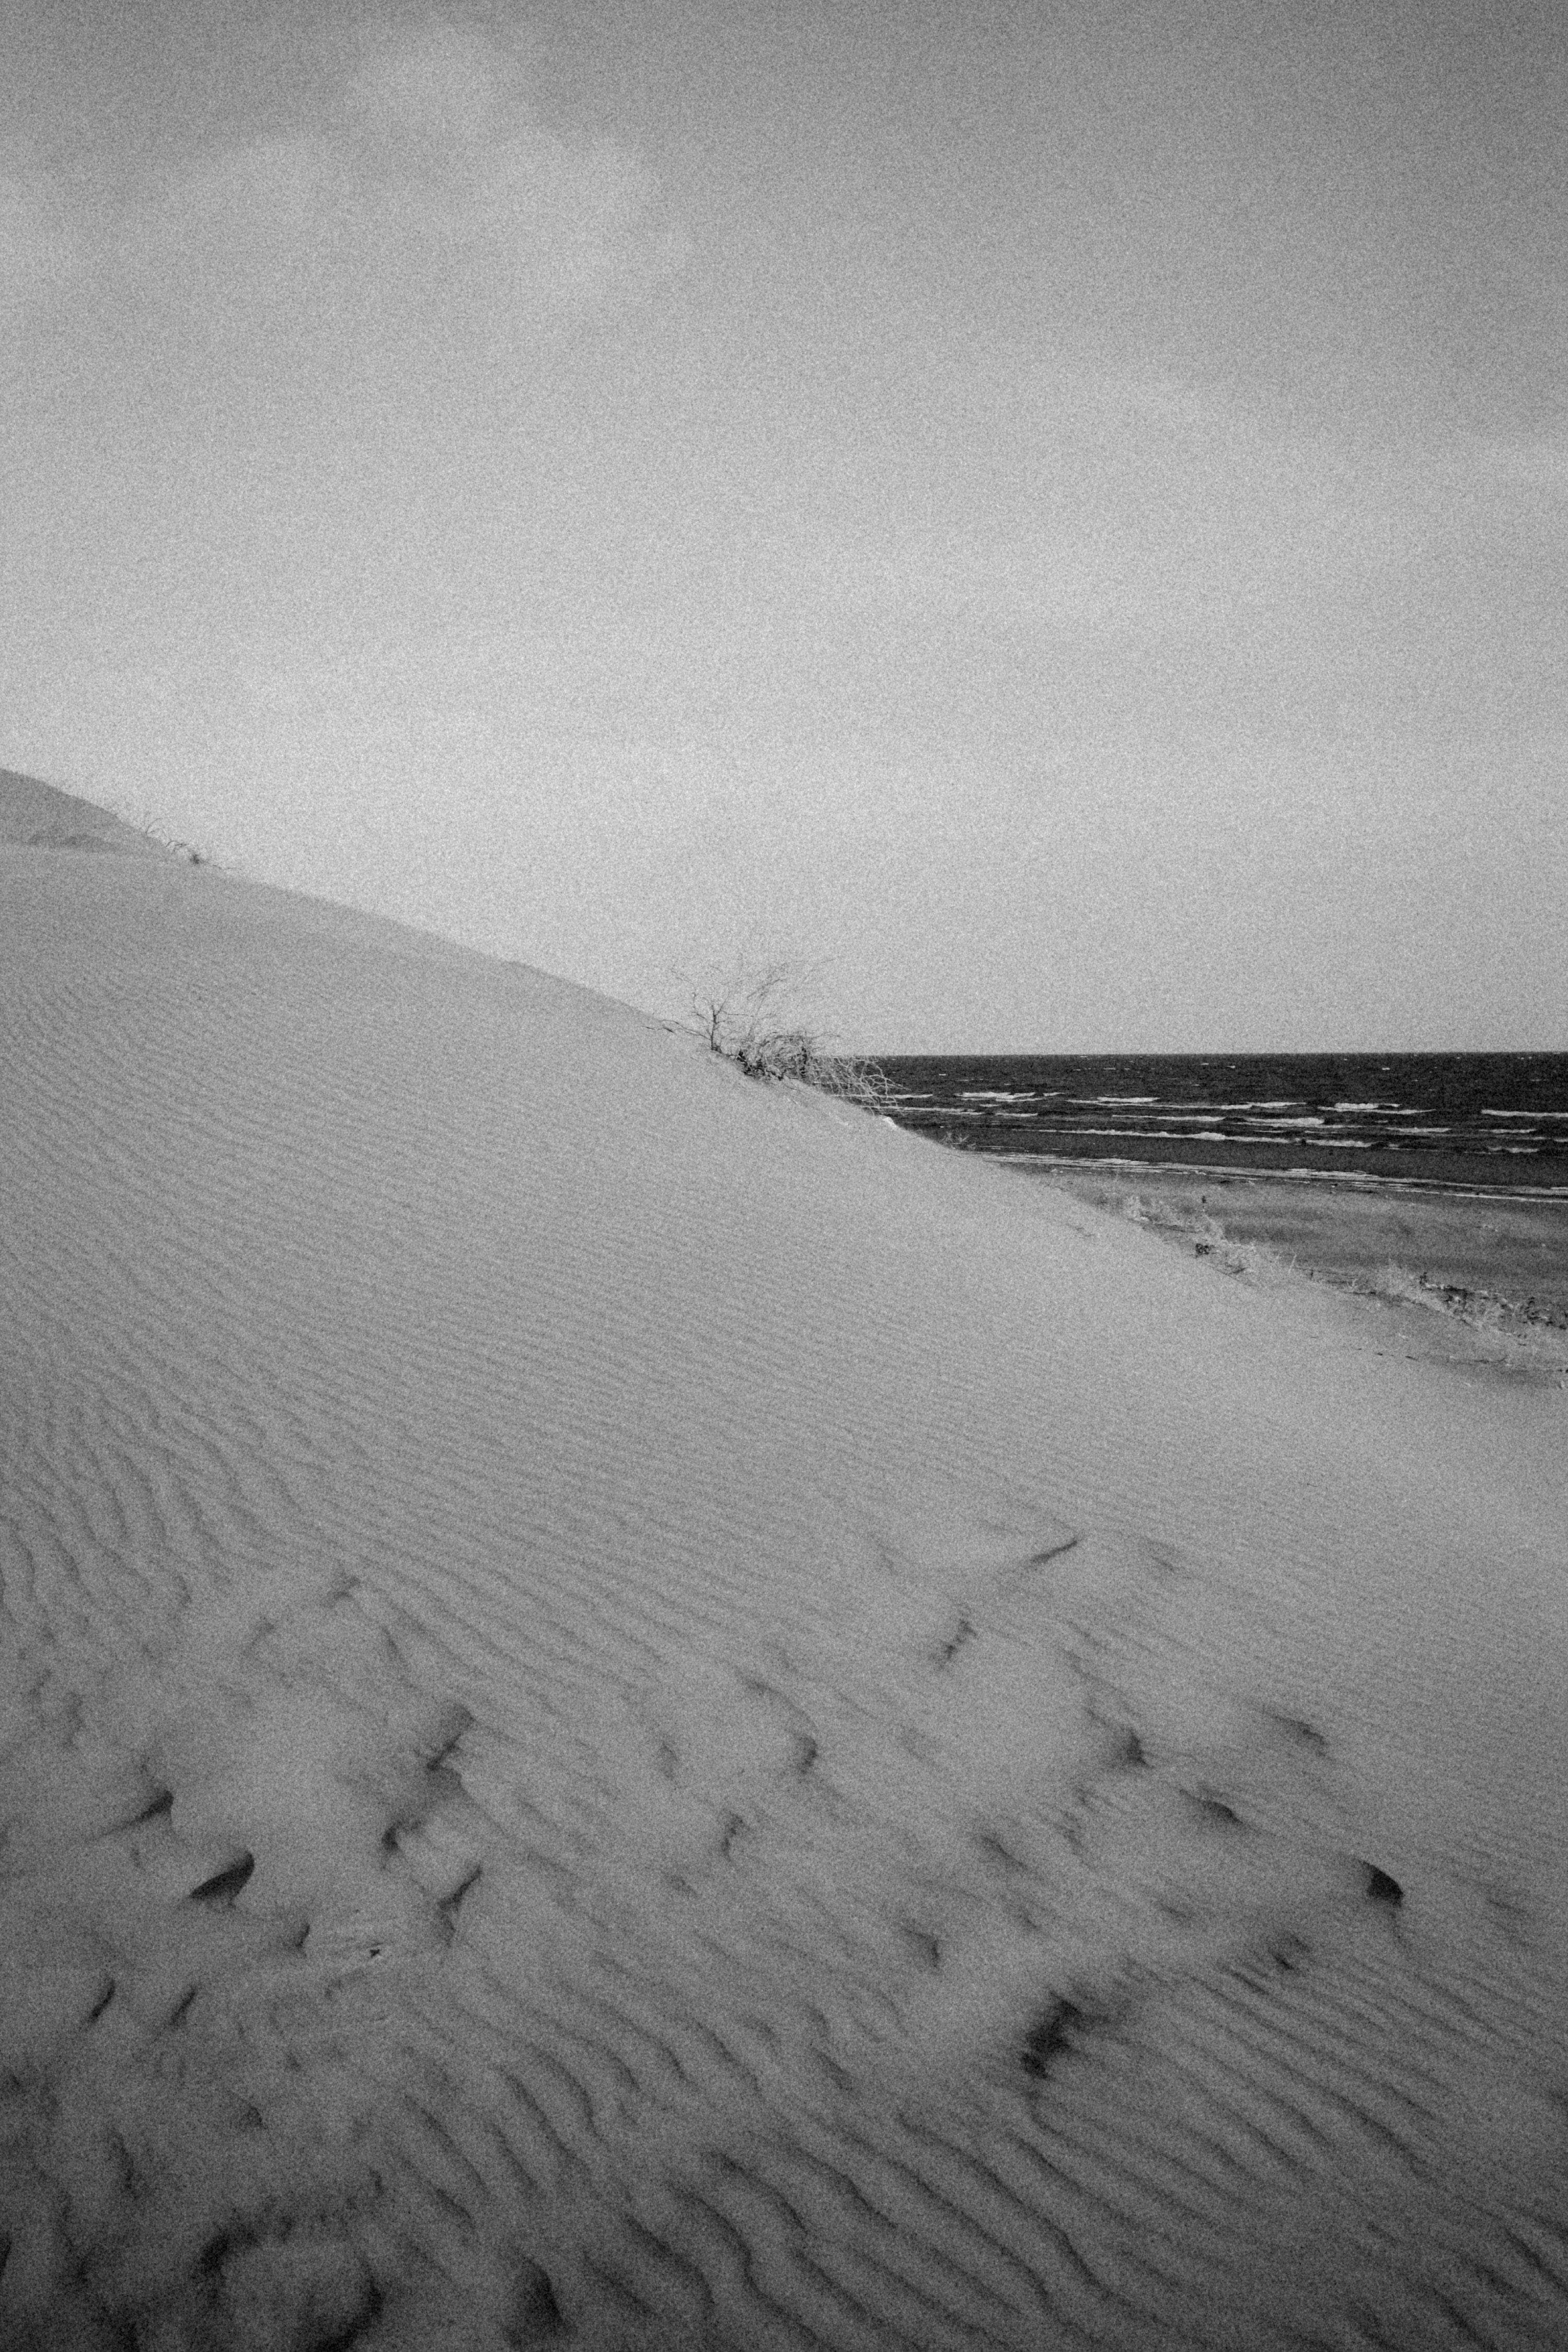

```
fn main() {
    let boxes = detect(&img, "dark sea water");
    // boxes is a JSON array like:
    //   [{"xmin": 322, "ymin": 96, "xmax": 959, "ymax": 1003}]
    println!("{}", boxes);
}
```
[{"xmin": 876, "ymin": 1053, "xmax": 1568, "ymax": 1195}]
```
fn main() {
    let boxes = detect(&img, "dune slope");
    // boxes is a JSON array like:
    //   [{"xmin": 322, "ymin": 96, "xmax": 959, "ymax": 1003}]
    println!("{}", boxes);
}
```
[
  {"xmin": 3, "ymin": 804, "xmax": 1567, "ymax": 2349},
  {"xmin": 0, "ymin": 769, "xmax": 172, "ymax": 860}
]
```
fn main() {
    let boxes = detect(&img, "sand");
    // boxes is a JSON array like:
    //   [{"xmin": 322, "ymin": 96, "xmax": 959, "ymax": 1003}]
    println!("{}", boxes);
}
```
[
  {"xmin": 1023, "ymin": 1167, "xmax": 1568, "ymax": 1385},
  {"xmin": 3, "ymin": 781, "xmax": 1568, "ymax": 2350}
]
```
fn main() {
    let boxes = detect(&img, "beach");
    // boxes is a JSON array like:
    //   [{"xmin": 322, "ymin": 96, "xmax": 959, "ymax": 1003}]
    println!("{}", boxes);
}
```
[
  {"xmin": 1022, "ymin": 1166, "xmax": 1568, "ymax": 1383},
  {"xmin": 4, "ymin": 787, "xmax": 1568, "ymax": 2350}
]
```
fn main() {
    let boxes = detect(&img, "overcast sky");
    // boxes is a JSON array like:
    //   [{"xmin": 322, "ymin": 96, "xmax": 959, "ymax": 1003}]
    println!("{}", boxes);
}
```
[{"xmin": 3, "ymin": 1, "xmax": 1564, "ymax": 1048}]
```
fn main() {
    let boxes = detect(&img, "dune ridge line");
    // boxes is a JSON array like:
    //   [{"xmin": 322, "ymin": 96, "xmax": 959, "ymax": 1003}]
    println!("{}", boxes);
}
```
[{"xmin": 3, "ymin": 780, "xmax": 1567, "ymax": 2349}]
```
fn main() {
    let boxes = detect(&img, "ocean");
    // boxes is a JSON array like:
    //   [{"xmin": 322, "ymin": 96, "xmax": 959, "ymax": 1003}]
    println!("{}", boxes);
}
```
[{"xmin": 875, "ymin": 1053, "xmax": 1568, "ymax": 1195}]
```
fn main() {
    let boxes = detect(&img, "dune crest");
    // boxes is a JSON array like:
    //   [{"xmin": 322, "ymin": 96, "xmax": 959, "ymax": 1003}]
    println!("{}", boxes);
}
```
[
  {"xmin": 0, "ymin": 770, "xmax": 177, "ymax": 859},
  {"xmin": 2, "ymin": 803, "xmax": 1567, "ymax": 2349}
]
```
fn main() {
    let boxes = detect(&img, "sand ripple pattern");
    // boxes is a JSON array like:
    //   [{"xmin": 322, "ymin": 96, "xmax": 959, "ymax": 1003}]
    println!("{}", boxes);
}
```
[{"xmin": 3, "ymin": 840, "xmax": 1568, "ymax": 2348}]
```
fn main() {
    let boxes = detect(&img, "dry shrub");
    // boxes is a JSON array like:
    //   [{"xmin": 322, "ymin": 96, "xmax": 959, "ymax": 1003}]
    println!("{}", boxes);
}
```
[{"xmin": 681, "ymin": 958, "xmax": 893, "ymax": 1111}]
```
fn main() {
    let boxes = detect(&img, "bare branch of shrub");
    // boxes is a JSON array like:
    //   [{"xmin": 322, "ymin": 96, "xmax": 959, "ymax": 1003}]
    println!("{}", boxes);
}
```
[
  {"xmin": 109, "ymin": 794, "xmax": 217, "ymax": 867},
  {"xmin": 675, "ymin": 956, "xmax": 894, "ymax": 1112}
]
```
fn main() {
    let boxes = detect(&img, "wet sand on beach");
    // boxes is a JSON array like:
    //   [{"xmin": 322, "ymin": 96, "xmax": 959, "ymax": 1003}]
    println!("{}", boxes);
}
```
[{"xmin": 1023, "ymin": 1163, "xmax": 1568, "ymax": 1379}]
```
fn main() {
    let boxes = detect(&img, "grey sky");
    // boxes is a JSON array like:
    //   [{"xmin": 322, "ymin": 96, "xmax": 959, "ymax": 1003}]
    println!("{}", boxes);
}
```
[{"xmin": 3, "ymin": 0, "xmax": 1564, "ymax": 1047}]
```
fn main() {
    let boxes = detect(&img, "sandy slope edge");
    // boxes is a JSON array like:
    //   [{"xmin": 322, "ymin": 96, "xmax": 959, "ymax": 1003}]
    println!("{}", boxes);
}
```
[
  {"xmin": 0, "ymin": 769, "xmax": 174, "ymax": 860},
  {"xmin": 3, "ymin": 833, "xmax": 1567, "ymax": 2350}
]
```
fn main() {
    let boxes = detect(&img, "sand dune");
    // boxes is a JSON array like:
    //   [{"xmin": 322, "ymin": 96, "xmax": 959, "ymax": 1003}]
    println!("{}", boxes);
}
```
[{"xmin": 3, "ymin": 782, "xmax": 1567, "ymax": 2349}]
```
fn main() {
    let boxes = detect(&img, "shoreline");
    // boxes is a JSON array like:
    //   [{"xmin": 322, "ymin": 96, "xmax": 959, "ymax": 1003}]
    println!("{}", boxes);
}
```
[
  {"xmin": 996, "ymin": 1149, "xmax": 1568, "ymax": 1203},
  {"xmin": 1012, "ymin": 1158, "xmax": 1568, "ymax": 1383}
]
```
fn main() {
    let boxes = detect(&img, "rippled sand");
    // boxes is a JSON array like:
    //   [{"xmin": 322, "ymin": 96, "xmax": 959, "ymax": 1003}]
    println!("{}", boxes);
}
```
[{"xmin": 4, "ymin": 780, "xmax": 1568, "ymax": 2349}]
